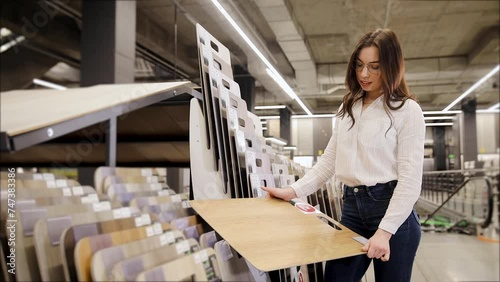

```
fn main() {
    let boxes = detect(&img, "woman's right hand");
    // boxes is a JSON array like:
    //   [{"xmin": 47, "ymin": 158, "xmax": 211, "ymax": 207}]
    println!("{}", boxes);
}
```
[{"xmin": 261, "ymin": 187, "xmax": 297, "ymax": 201}]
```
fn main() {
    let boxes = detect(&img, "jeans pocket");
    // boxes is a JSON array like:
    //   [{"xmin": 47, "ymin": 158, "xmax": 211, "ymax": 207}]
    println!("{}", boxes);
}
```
[
  {"xmin": 366, "ymin": 185, "xmax": 393, "ymax": 202},
  {"xmin": 411, "ymin": 210, "xmax": 421, "ymax": 226}
]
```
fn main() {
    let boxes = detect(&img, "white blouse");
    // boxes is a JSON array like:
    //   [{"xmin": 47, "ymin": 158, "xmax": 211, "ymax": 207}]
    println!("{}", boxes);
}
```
[{"xmin": 291, "ymin": 96, "xmax": 425, "ymax": 234}]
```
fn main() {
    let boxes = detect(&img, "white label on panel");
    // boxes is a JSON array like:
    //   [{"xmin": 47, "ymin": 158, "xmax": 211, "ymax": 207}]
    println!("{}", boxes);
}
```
[
  {"xmin": 158, "ymin": 190, "xmax": 170, "ymax": 197},
  {"xmin": 228, "ymin": 108, "xmax": 238, "ymax": 131},
  {"xmin": 93, "ymin": 201, "xmax": 111, "ymax": 212},
  {"xmin": 56, "ymin": 180, "xmax": 67, "ymax": 188},
  {"xmin": 142, "ymin": 214, "xmax": 151, "ymax": 226},
  {"xmin": 200, "ymin": 250, "xmax": 208, "ymax": 262},
  {"xmin": 250, "ymin": 174, "xmax": 261, "ymax": 197},
  {"xmin": 46, "ymin": 180, "xmax": 56, "ymax": 188},
  {"xmin": 164, "ymin": 231, "xmax": 175, "ymax": 244},
  {"xmin": 33, "ymin": 173, "xmax": 43, "ymax": 180},
  {"xmin": 194, "ymin": 253, "xmax": 201, "ymax": 264},
  {"xmin": 171, "ymin": 195, "xmax": 181, "ymax": 203},
  {"xmin": 113, "ymin": 209, "xmax": 123, "ymax": 219},
  {"xmin": 151, "ymin": 183, "xmax": 162, "ymax": 191},
  {"xmin": 236, "ymin": 130, "xmax": 246, "ymax": 152},
  {"xmin": 176, "ymin": 240, "xmax": 190, "ymax": 254},
  {"xmin": 43, "ymin": 173, "xmax": 55, "ymax": 180},
  {"xmin": 220, "ymin": 87, "xmax": 229, "ymax": 109},
  {"xmin": 181, "ymin": 200, "xmax": 191, "ymax": 209},
  {"xmin": 121, "ymin": 207, "xmax": 131, "ymax": 218},
  {"xmin": 72, "ymin": 186, "xmax": 84, "ymax": 196},
  {"xmin": 153, "ymin": 223, "xmax": 162, "ymax": 235},
  {"xmin": 62, "ymin": 188, "xmax": 72, "ymax": 196},
  {"xmin": 160, "ymin": 234, "xmax": 168, "ymax": 246},
  {"xmin": 141, "ymin": 169, "xmax": 153, "ymax": 176},
  {"xmin": 146, "ymin": 226, "xmax": 154, "ymax": 237},
  {"xmin": 135, "ymin": 216, "xmax": 143, "ymax": 227}
]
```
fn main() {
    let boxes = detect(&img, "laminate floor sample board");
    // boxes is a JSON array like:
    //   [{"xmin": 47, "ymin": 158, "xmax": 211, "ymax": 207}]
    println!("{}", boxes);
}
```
[
  {"xmin": 33, "ymin": 207, "xmax": 138, "ymax": 281},
  {"xmin": 92, "ymin": 231, "xmax": 186, "ymax": 281},
  {"xmin": 191, "ymin": 198, "xmax": 365, "ymax": 271},
  {"xmin": 60, "ymin": 214, "xmax": 145, "ymax": 281},
  {"xmin": 74, "ymin": 223, "xmax": 171, "ymax": 281},
  {"xmin": 1, "ymin": 82, "xmax": 190, "ymax": 137},
  {"xmin": 136, "ymin": 248, "xmax": 221, "ymax": 282},
  {"xmin": 110, "ymin": 238, "xmax": 199, "ymax": 282}
]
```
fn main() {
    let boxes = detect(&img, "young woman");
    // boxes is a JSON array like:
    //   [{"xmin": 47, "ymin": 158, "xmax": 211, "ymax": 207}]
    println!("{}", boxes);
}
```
[{"xmin": 263, "ymin": 29, "xmax": 425, "ymax": 281}]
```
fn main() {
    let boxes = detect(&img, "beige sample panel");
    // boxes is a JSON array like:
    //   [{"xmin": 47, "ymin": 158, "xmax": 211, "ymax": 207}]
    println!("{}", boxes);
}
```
[{"xmin": 191, "ymin": 198, "xmax": 365, "ymax": 271}]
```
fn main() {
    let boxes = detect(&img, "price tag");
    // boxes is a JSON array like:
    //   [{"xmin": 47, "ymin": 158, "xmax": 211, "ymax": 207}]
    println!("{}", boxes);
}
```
[
  {"xmin": 93, "ymin": 201, "xmax": 111, "ymax": 212},
  {"xmin": 171, "ymin": 195, "xmax": 181, "ymax": 203},
  {"xmin": 46, "ymin": 180, "xmax": 56, "ymax": 188},
  {"xmin": 228, "ymin": 108, "xmax": 238, "ymax": 131},
  {"xmin": 145, "ymin": 226, "xmax": 154, "ymax": 237},
  {"xmin": 151, "ymin": 183, "xmax": 162, "ymax": 191},
  {"xmin": 56, "ymin": 180, "xmax": 67, "ymax": 188},
  {"xmin": 146, "ymin": 176, "xmax": 158, "ymax": 183},
  {"xmin": 153, "ymin": 223, "xmax": 162, "ymax": 235},
  {"xmin": 121, "ymin": 207, "xmax": 131, "ymax": 218},
  {"xmin": 158, "ymin": 190, "xmax": 170, "ymax": 196},
  {"xmin": 141, "ymin": 169, "xmax": 153, "ymax": 176},
  {"xmin": 141, "ymin": 214, "xmax": 151, "ymax": 225},
  {"xmin": 176, "ymin": 240, "xmax": 189, "ymax": 254},
  {"xmin": 42, "ymin": 173, "xmax": 54, "ymax": 180},
  {"xmin": 62, "ymin": 188, "xmax": 72, "ymax": 196},
  {"xmin": 181, "ymin": 200, "xmax": 191, "ymax": 209},
  {"xmin": 72, "ymin": 186, "xmax": 84, "ymax": 196},
  {"xmin": 160, "ymin": 234, "xmax": 168, "ymax": 246},
  {"xmin": 33, "ymin": 173, "xmax": 43, "ymax": 180},
  {"xmin": 194, "ymin": 253, "xmax": 201, "ymax": 264},
  {"xmin": 200, "ymin": 250, "xmax": 208, "ymax": 262},
  {"xmin": 163, "ymin": 232, "xmax": 175, "ymax": 244},
  {"xmin": 236, "ymin": 130, "xmax": 246, "ymax": 152},
  {"xmin": 135, "ymin": 216, "xmax": 143, "ymax": 227},
  {"xmin": 81, "ymin": 195, "xmax": 98, "ymax": 204},
  {"xmin": 220, "ymin": 87, "xmax": 229, "ymax": 109}
]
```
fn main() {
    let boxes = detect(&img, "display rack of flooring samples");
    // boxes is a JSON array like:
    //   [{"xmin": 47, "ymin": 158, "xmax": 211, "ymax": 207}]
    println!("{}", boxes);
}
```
[{"xmin": 189, "ymin": 24, "xmax": 360, "ymax": 282}]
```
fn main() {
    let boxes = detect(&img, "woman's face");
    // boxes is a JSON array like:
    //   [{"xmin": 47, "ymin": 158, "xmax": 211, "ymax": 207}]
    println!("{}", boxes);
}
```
[{"xmin": 355, "ymin": 46, "xmax": 383, "ymax": 96}]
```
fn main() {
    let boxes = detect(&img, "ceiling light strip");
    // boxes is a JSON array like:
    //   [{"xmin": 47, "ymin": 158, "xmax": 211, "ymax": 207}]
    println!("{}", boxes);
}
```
[
  {"xmin": 209, "ymin": 0, "xmax": 312, "ymax": 115},
  {"xmin": 423, "ymin": 110, "xmax": 462, "ymax": 115},
  {"xmin": 423, "ymin": 116, "xmax": 455, "ymax": 121},
  {"xmin": 443, "ymin": 65, "xmax": 500, "ymax": 111},
  {"xmin": 254, "ymin": 105, "xmax": 286, "ymax": 110},
  {"xmin": 33, "ymin": 79, "xmax": 67, "ymax": 90},
  {"xmin": 487, "ymin": 103, "xmax": 500, "ymax": 110},
  {"xmin": 425, "ymin": 123, "xmax": 453, "ymax": 127}
]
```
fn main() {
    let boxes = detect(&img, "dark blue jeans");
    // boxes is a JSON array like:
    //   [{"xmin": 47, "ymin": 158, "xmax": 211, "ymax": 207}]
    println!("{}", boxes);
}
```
[{"xmin": 324, "ymin": 181, "xmax": 421, "ymax": 282}]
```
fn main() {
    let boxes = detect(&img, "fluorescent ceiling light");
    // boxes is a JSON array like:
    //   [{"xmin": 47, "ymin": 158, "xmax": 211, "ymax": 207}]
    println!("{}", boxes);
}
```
[
  {"xmin": 265, "ymin": 137, "xmax": 287, "ymax": 146},
  {"xmin": 477, "ymin": 109, "xmax": 500, "ymax": 114},
  {"xmin": 258, "ymin": 115, "xmax": 280, "ymax": 120},
  {"xmin": 487, "ymin": 103, "xmax": 499, "ymax": 110},
  {"xmin": 425, "ymin": 123, "xmax": 453, "ymax": 127},
  {"xmin": 326, "ymin": 85, "xmax": 346, "ymax": 94},
  {"xmin": 209, "ymin": 0, "xmax": 312, "ymax": 115},
  {"xmin": 443, "ymin": 65, "xmax": 500, "ymax": 111},
  {"xmin": 262, "ymin": 127, "xmax": 268, "ymax": 130},
  {"xmin": 0, "ymin": 35, "xmax": 25, "ymax": 53},
  {"xmin": 424, "ymin": 116, "xmax": 455, "ymax": 121},
  {"xmin": 260, "ymin": 121, "xmax": 267, "ymax": 124},
  {"xmin": 0, "ymin": 27, "xmax": 12, "ymax": 38},
  {"xmin": 292, "ymin": 114, "xmax": 336, "ymax": 119},
  {"xmin": 423, "ymin": 110, "xmax": 462, "ymax": 115},
  {"xmin": 254, "ymin": 105, "xmax": 286, "ymax": 110},
  {"xmin": 33, "ymin": 78, "xmax": 67, "ymax": 90},
  {"xmin": 284, "ymin": 146, "xmax": 297, "ymax": 150}
]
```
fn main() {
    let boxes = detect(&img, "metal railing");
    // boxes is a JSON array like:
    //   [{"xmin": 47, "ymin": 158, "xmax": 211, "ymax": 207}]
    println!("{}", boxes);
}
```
[{"xmin": 420, "ymin": 168, "xmax": 498, "ymax": 229}]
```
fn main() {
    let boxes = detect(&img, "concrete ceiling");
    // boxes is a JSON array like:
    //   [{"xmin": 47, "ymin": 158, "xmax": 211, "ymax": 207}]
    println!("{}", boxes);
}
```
[{"xmin": 1, "ymin": 0, "xmax": 499, "ymax": 115}]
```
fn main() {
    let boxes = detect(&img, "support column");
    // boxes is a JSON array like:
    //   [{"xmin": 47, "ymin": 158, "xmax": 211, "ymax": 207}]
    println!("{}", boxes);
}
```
[
  {"xmin": 80, "ymin": 0, "xmax": 136, "ymax": 177},
  {"xmin": 432, "ymin": 127, "xmax": 446, "ymax": 170},
  {"xmin": 234, "ymin": 66, "xmax": 255, "ymax": 113},
  {"xmin": 279, "ymin": 107, "xmax": 291, "ymax": 144},
  {"xmin": 461, "ymin": 98, "xmax": 478, "ymax": 165},
  {"xmin": 81, "ymin": 0, "xmax": 136, "ymax": 85}
]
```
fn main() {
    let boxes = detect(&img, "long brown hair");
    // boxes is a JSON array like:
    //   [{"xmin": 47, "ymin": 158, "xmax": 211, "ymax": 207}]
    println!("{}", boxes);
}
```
[{"xmin": 337, "ymin": 29, "xmax": 414, "ymax": 128}]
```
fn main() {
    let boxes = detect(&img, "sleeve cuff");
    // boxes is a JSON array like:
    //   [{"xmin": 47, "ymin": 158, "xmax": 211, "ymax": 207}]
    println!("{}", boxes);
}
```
[
  {"xmin": 290, "ymin": 184, "xmax": 307, "ymax": 198},
  {"xmin": 378, "ymin": 220, "xmax": 398, "ymax": 235}
]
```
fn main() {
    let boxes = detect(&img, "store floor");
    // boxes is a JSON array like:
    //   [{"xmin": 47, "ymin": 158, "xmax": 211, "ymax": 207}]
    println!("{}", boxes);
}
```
[{"xmin": 363, "ymin": 232, "xmax": 499, "ymax": 282}]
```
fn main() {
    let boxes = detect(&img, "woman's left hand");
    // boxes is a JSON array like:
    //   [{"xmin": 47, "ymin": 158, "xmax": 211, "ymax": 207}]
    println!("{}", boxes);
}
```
[{"xmin": 361, "ymin": 228, "xmax": 392, "ymax": 261}]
